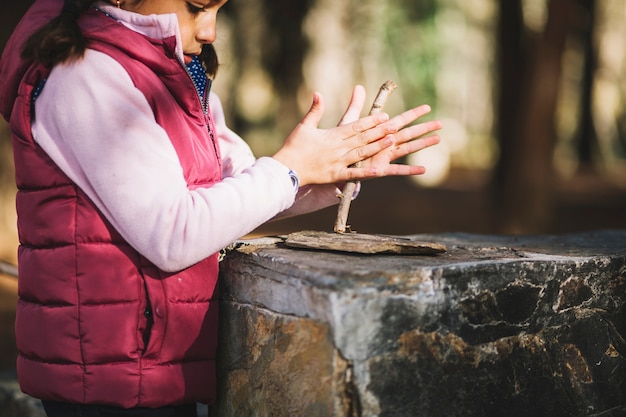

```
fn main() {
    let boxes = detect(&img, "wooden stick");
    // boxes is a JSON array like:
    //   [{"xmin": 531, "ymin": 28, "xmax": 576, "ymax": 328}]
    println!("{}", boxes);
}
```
[{"xmin": 334, "ymin": 80, "xmax": 397, "ymax": 233}]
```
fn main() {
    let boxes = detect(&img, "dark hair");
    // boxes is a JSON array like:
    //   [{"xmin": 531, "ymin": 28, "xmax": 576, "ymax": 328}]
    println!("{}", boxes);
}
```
[
  {"xmin": 200, "ymin": 44, "xmax": 219, "ymax": 78},
  {"xmin": 21, "ymin": 0, "xmax": 219, "ymax": 77},
  {"xmin": 21, "ymin": 0, "xmax": 97, "ymax": 67}
]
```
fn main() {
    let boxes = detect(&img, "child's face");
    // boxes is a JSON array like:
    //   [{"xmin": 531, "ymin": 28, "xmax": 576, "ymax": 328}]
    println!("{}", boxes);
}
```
[{"xmin": 124, "ymin": 0, "xmax": 229, "ymax": 62}]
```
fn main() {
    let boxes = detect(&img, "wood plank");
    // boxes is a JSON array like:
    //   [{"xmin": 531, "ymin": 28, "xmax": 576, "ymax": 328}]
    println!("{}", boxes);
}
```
[{"xmin": 284, "ymin": 230, "xmax": 447, "ymax": 255}]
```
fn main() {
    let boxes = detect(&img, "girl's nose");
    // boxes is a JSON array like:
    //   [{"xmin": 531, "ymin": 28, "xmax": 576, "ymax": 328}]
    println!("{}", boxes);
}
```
[{"xmin": 196, "ymin": 14, "xmax": 217, "ymax": 44}]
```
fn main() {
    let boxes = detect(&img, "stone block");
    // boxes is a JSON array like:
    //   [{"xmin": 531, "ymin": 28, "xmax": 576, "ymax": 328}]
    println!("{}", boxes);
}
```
[{"xmin": 215, "ymin": 230, "xmax": 626, "ymax": 417}]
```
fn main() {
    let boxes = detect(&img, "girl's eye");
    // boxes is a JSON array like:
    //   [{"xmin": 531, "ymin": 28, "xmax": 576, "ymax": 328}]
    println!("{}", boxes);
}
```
[{"xmin": 186, "ymin": 2, "xmax": 204, "ymax": 14}]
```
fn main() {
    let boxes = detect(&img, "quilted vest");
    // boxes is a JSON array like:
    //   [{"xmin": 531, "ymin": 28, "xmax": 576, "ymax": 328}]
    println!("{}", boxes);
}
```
[{"xmin": 7, "ymin": 1, "xmax": 222, "ymax": 408}]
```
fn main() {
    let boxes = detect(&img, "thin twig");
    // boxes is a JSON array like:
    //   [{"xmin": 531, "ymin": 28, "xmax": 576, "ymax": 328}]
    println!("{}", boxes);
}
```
[{"xmin": 334, "ymin": 80, "xmax": 397, "ymax": 233}]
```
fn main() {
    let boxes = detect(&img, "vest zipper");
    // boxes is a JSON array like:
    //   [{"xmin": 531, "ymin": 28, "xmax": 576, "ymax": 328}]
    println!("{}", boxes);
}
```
[
  {"xmin": 177, "ymin": 56, "xmax": 210, "ymax": 117},
  {"xmin": 176, "ymin": 56, "xmax": 220, "ymax": 161}
]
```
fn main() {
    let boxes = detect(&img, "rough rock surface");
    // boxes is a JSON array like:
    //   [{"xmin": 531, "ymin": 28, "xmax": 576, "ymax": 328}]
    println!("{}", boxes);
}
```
[
  {"xmin": 0, "ymin": 371, "xmax": 45, "ymax": 417},
  {"xmin": 215, "ymin": 230, "xmax": 626, "ymax": 417}
]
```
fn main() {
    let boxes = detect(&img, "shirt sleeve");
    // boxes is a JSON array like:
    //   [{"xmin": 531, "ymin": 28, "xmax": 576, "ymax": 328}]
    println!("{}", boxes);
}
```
[
  {"xmin": 209, "ymin": 92, "xmax": 256, "ymax": 178},
  {"xmin": 32, "ymin": 49, "xmax": 297, "ymax": 272},
  {"xmin": 209, "ymin": 92, "xmax": 345, "ymax": 220}
]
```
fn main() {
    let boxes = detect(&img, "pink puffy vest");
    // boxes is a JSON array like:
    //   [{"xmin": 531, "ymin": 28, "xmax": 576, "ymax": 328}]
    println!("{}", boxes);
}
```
[{"xmin": 3, "ymin": 0, "xmax": 222, "ymax": 408}]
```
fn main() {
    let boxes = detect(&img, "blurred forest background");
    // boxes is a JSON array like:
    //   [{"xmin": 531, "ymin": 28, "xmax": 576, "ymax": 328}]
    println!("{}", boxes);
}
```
[{"xmin": 1, "ymin": 0, "xmax": 626, "ymax": 267}]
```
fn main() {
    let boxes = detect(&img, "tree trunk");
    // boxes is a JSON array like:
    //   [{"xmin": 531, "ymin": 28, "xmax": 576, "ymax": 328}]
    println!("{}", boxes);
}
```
[
  {"xmin": 574, "ymin": 0, "xmax": 598, "ymax": 167},
  {"xmin": 495, "ymin": 0, "xmax": 573, "ymax": 233},
  {"xmin": 262, "ymin": 0, "xmax": 313, "ymax": 135}
]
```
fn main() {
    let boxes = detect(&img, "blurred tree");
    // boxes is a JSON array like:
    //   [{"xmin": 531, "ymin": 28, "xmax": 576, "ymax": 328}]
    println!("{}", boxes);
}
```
[
  {"xmin": 262, "ymin": 0, "xmax": 313, "ymax": 134},
  {"xmin": 387, "ymin": 0, "xmax": 439, "ymax": 113},
  {"xmin": 495, "ymin": 0, "xmax": 578, "ymax": 233},
  {"xmin": 215, "ymin": 0, "xmax": 313, "ymax": 156},
  {"xmin": 573, "ymin": 0, "xmax": 598, "ymax": 167}
]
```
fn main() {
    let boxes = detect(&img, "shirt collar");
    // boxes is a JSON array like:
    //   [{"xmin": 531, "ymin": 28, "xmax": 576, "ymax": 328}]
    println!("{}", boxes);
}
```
[{"xmin": 94, "ymin": 1, "xmax": 185, "ymax": 62}]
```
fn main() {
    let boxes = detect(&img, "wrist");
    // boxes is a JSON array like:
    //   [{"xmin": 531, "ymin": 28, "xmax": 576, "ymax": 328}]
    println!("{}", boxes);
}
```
[{"xmin": 271, "ymin": 151, "xmax": 306, "ymax": 189}]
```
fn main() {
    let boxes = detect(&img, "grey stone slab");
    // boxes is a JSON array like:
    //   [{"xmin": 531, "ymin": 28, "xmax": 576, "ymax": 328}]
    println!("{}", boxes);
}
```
[{"xmin": 215, "ymin": 230, "xmax": 626, "ymax": 417}]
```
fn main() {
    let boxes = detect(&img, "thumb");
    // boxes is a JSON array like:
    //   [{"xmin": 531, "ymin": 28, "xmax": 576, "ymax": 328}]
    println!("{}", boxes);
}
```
[
  {"xmin": 338, "ymin": 85, "xmax": 366, "ymax": 126},
  {"xmin": 300, "ymin": 92, "xmax": 325, "ymax": 127}
]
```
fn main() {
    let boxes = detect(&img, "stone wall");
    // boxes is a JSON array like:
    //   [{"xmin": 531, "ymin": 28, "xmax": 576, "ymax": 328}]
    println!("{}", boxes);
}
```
[{"xmin": 215, "ymin": 230, "xmax": 626, "ymax": 417}]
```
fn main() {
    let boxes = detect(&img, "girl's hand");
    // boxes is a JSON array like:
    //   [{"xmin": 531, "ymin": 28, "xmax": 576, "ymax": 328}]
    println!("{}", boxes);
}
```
[
  {"xmin": 272, "ymin": 86, "xmax": 442, "ymax": 186},
  {"xmin": 337, "ymin": 85, "xmax": 443, "ymax": 177}
]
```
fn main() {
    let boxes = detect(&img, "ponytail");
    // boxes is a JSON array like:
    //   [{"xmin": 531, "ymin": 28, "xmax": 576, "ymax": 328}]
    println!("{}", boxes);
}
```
[{"xmin": 21, "ymin": 0, "xmax": 97, "ymax": 67}]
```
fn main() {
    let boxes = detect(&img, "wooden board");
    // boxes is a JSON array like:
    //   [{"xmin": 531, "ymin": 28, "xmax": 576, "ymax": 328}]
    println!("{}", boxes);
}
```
[{"xmin": 284, "ymin": 230, "xmax": 447, "ymax": 255}]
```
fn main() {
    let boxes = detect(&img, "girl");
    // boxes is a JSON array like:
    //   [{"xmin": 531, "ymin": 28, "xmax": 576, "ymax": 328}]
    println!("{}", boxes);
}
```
[{"xmin": 0, "ymin": 0, "xmax": 442, "ymax": 415}]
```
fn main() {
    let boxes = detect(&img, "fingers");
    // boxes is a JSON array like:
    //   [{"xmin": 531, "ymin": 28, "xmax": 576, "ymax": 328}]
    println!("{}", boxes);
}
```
[
  {"xmin": 351, "ymin": 120, "xmax": 398, "ymax": 147},
  {"xmin": 345, "ymin": 164, "xmax": 427, "ymax": 180},
  {"xmin": 337, "ymin": 103, "xmax": 442, "ymax": 166},
  {"xmin": 299, "ymin": 92, "xmax": 325, "ymax": 127},
  {"xmin": 342, "ymin": 131, "xmax": 442, "ymax": 180},
  {"xmin": 389, "ymin": 134, "xmax": 441, "ymax": 161},
  {"xmin": 386, "ymin": 104, "xmax": 434, "ymax": 131},
  {"xmin": 338, "ymin": 85, "xmax": 366, "ymax": 126},
  {"xmin": 344, "ymin": 104, "xmax": 440, "ymax": 146},
  {"xmin": 345, "ymin": 135, "xmax": 395, "ymax": 166},
  {"xmin": 390, "ymin": 120, "xmax": 443, "ymax": 146},
  {"xmin": 347, "ymin": 132, "xmax": 439, "ymax": 167},
  {"xmin": 346, "ymin": 141, "xmax": 439, "ymax": 178},
  {"xmin": 344, "ymin": 112, "xmax": 441, "ymax": 156},
  {"xmin": 302, "ymin": 86, "xmax": 370, "ymax": 129},
  {"xmin": 343, "ymin": 112, "xmax": 391, "ymax": 136}
]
